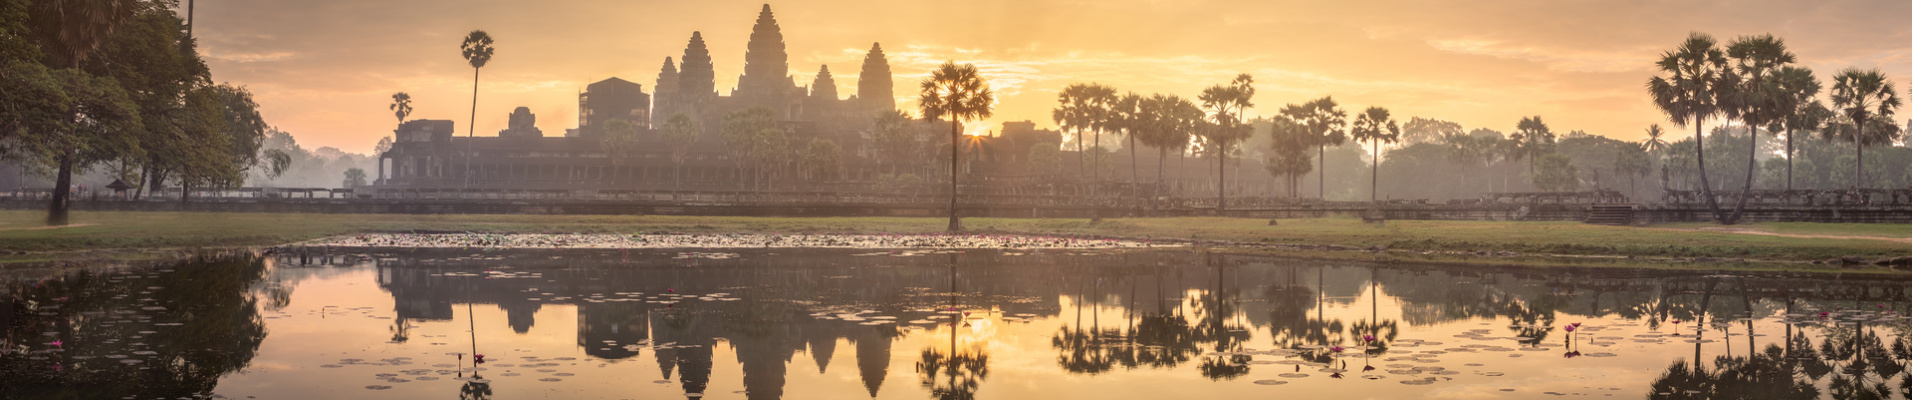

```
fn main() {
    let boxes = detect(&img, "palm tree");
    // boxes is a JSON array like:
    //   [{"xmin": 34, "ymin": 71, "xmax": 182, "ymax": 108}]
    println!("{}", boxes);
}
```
[
  {"xmin": 1053, "ymin": 84, "xmax": 1110, "ymax": 178},
  {"xmin": 1197, "ymin": 74, "xmax": 1254, "ymax": 212},
  {"xmin": 1112, "ymin": 93, "xmax": 1144, "ymax": 205},
  {"xmin": 1647, "ymin": 32, "xmax": 1730, "ymax": 221},
  {"xmin": 390, "ymin": 92, "xmax": 413, "ymax": 124},
  {"xmin": 459, "ymin": 30, "xmax": 495, "ymax": 189},
  {"xmin": 30, "ymin": 0, "xmax": 139, "ymax": 226},
  {"xmin": 1279, "ymin": 97, "xmax": 1347, "ymax": 200},
  {"xmin": 1510, "ymin": 116, "xmax": 1554, "ymax": 181},
  {"xmin": 1722, "ymin": 34, "xmax": 1796, "ymax": 224},
  {"xmin": 1351, "ymin": 107, "xmax": 1401, "ymax": 202},
  {"xmin": 1772, "ymin": 67, "xmax": 1825, "ymax": 191},
  {"xmin": 918, "ymin": 61, "xmax": 995, "ymax": 231},
  {"xmin": 1828, "ymin": 69, "xmax": 1899, "ymax": 193},
  {"xmin": 1641, "ymin": 124, "xmax": 1670, "ymax": 154},
  {"xmin": 1136, "ymin": 94, "xmax": 1198, "ymax": 208}
]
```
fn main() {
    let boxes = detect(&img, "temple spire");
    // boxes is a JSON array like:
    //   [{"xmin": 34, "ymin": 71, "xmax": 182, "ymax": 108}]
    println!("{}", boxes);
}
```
[
  {"xmin": 856, "ymin": 42, "xmax": 894, "ymax": 112},
  {"xmin": 736, "ymin": 4, "xmax": 791, "ymax": 103},
  {"xmin": 811, "ymin": 65, "xmax": 837, "ymax": 100},
  {"xmin": 678, "ymin": 32, "xmax": 715, "ymax": 104}
]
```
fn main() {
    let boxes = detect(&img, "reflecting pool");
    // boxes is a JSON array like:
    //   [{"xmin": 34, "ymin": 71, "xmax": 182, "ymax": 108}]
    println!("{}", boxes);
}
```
[{"xmin": 5, "ymin": 248, "xmax": 1912, "ymax": 399}]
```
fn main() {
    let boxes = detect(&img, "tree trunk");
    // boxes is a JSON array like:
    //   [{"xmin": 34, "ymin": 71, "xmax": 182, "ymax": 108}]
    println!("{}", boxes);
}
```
[
  {"xmin": 1785, "ymin": 127, "xmax": 1794, "ymax": 192},
  {"xmin": 1693, "ymin": 121, "xmax": 1723, "ymax": 222},
  {"xmin": 1370, "ymin": 140, "xmax": 1379, "ymax": 202},
  {"xmin": 466, "ymin": 67, "xmax": 480, "ymax": 189},
  {"xmin": 1855, "ymin": 120, "xmax": 1866, "ymax": 195},
  {"xmin": 1129, "ymin": 135, "xmax": 1139, "ymax": 211},
  {"xmin": 46, "ymin": 153, "xmax": 73, "ymax": 226},
  {"xmin": 1216, "ymin": 141, "xmax": 1226, "ymax": 214},
  {"xmin": 948, "ymin": 118, "xmax": 962, "ymax": 231},
  {"xmin": 1725, "ymin": 125, "xmax": 1759, "ymax": 224},
  {"xmin": 1317, "ymin": 145, "xmax": 1326, "ymax": 200},
  {"xmin": 1155, "ymin": 147, "xmax": 1167, "ymax": 214}
]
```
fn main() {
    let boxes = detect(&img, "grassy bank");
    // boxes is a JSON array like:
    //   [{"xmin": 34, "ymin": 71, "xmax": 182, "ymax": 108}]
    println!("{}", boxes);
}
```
[{"xmin": 0, "ymin": 211, "xmax": 1905, "ymax": 269}]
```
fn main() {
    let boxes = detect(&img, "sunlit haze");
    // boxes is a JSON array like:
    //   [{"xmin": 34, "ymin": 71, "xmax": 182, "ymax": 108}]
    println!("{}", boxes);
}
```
[{"xmin": 189, "ymin": 0, "xmax": 1912, "ymax": 153}]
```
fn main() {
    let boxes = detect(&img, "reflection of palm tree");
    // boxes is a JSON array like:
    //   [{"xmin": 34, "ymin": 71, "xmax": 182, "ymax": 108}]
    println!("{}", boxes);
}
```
[
  {"xmin": 916, "ymin": 346, "xmax": 989, "ymax": 400},
  {"xmin": 459, "ymin": 380, "xmax": 492, "ymax": 400}
]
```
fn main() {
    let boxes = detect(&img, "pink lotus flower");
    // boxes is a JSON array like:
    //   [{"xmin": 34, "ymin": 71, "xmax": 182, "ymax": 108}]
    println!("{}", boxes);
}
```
[
  {"xmin": 46, "ymin": 340, "xmax": 61, "ymax": 348},
  {"xmin": 1362, "ymin": 365, "xmax": 1376, "ymax": 372},
  {"xmin": 1361, "ymin": 335, "xmax": 1375, "ymax": 343},
  {"xmin": 1564, "ymin": 325, "xmax": 1575, "ymax": 333},
  {"xmin": 1329, "ymin": 346, "xmax": 1345, "ymax": 353}
]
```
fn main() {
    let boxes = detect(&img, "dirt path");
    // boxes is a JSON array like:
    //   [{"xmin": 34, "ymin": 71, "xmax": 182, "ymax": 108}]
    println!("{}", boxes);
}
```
[
  {"xmin": 0, "ymin": 223, "xmax": 97, "ymax": 232},
  {"xmin": 1666, "ymin": 227, "xmax": 1912, "ymax": 244}
]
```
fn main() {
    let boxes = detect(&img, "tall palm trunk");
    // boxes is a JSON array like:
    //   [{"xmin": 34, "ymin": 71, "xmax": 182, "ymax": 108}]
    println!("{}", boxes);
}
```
[
  {"xmin": 465, "ymin": 67, "xmax": 480, "ymax": 189},
  {"xmin": 1784, "ymin": 127, "xmax": 1794, "ymax": 191},
  {"xmin": 948, "ymin": 118, "xmax": 962, "ymax": 231},
  {"xmin": 1216, "ymin": 141, "xmax": 1226, "ymax": 214},
  {"xmin": 1369, "ymin": 141, "xmax": 1379, "ymax": 202},
  {"xmin": 1726, "ymin": 125, "xmax": 1759, "ymax": 224},
  {"xmin": 1129, "ymin": 135, "xmax": 1139, "ymax": 211},
  {"xmin": 1854, "ymin": 120, "xmax": 1865, "ymax": 195},
  {"xmin": 1155, "ymin": 147, "xmax": 1167, "ymax": 214},
  {"xmin": 1317, "ymin": 145, "xmax": 1326, "ymax": 200},
  {"xmin": 1693, "ymin": 122, "xmax": 1723, "ymax": 221}
]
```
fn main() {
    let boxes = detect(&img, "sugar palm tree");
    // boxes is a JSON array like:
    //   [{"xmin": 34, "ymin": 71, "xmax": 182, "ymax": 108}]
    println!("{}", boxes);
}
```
[
  {"xmin": 1197, "ymin": 74, "xmax": 1254, "ymax": 212},
  {"xmin": 1351, "ymin": 107, "xmax": 1401, "ymax": 202},
  {"xmin": 30, "ymin": 0, "xmax": 139, "ymax": 225},
  {"xmin": 1510, "ymin": 116, "xmax": 1554, "ymax": 180},
  {"xmin": 1113, "ymin": 93, "xmax": 1144, "ymax": 204},
  {"xmin": 1722, "ymin": 34, "xmax": 1796, "ymax": 224},
  {"xmin": 459, "ymin": 30, "xmax": 495, "ymax": 189},
  {"xmin": 919, "ymin": 61, "xmax": 994, "ymax": 231},
  {"xmin": 1828, "ymin": 69, "xmax": 1899, "ymax": 193},
  {"xmin": 1647, "ymin": 32, "xmax": 1730, "ymax": 221},
  {"xmin": 391, "ymin": 92, "xmax": 413, "ymax": 123},
  {"xmin": 1279, "ymin": 97, "xmax": 1347, "ymax": 199},
  {"xmin": 1771, "ymin": 66, "xmax": 1822, "ymax": 191},
  {"xmin": 1136, "ymin": 94, "xmax": 1199, "ymax": 207}
]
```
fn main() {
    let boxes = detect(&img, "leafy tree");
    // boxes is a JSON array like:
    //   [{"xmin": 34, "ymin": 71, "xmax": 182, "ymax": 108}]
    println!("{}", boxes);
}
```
[
  {"xmin": 1721, "ymin": 34, "xmax": 1795, "ymax": 224},
  {"xmin": 1827, "ymin": 69, "xmax": 1899, "ymax": 191},
  {"xmin": 1053, "ymin": 83, "xmax": 1113, "ymax": 177},
  {"xmin": 1647, "ymin": 32, "xmax": 1731, "ymax": 221},
  {"xmin": 1026, "ymin": 142, "xmax": 1060, "ymax": 175},
  {"xmin": 917, "ymin": 61, "xmax": 994, "ymax": 231},
  {"xmin": 1279, "ymin": 96, "xmax": 1347, "ymax": 199},
  {"xmin": 375, "ymin": 136, "xmax": 393, "ymax": 155},
  {"xmin": 1265, "ymin": 116, "xmax": 1314, "ymax": 198},
  {"xmin": 1197, "ymin": 74, "xmax": 1254, "ymax": 211},
  {"xmin": 343, "ymin": 167, "xmax": 367, "ymax": 188},
  {"xmin": 599, "ymin": 119, "xmax": 641, "ymax": 165},
  {"xmin": 27, "ymin": 0, "xmax": 140, "ymax": 225},
  {"xmin": 872, "ymin": 109, "xmax": 920, "ymax": 175},
  {"xmin": 1350, "ymin": 107, "xmax": 1401, "ymax": 201},
  {"xmin": 1439, "ymin": 130, "xmax": 1484, "ymax": 194},
  {"xmin": 1111, "ymin": 92, "xmax": 1144, "ymax": 201},
  {"xmin": 1400, "ymin": 117, "xmax": 1462, "ymax": 145},
  {"xmin": 1534, "ymin": 154, "xmax": 1579, "ymax": 192},
  {"xmin": 719, "ymin": 106, "xmax": 784, "ymax": 191},
  {"xmin": 1642, "ymin": 124, "xmax": 1670, "ymax": 155},
  {"xmin": 659, "ymin": 112, "xmax": 699, "ymax": 188},
  {"xmin": 799, "ymin": 138, "xmax": 841, "ymax": 182},
  {"xmin": 459, "ymin": 30, "xmax": 494, "ymax": 188}
]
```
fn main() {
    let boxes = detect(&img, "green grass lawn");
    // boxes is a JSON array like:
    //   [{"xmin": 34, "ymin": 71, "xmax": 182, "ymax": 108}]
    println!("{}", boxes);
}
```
[{"xmin": 0, "ymin": 211, "xmax": 1904, "ymax": 267}]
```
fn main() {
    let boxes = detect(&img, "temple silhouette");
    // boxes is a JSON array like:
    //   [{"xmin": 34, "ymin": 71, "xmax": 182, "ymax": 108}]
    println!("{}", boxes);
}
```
[{"xmin": 373, "ymin": 4, "xmax": 1021, "ymax": 191}]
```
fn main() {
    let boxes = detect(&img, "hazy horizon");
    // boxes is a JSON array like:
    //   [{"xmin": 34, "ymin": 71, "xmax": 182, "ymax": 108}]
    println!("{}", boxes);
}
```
[{"xmin": 188, "ymin": 0, "xmax": 1912, "ymax": 154}]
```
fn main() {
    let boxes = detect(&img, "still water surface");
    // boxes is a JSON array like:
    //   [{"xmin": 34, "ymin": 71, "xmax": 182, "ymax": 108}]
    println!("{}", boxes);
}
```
[{"xmin": 4, "ymin": 249, "xmax": 1911, "ymax": 399}]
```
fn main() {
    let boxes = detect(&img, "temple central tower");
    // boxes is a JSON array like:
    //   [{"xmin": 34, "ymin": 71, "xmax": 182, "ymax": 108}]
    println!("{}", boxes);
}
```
[{"xmin": 734, "ymin": 4, "xmax": 794, "ymax": 110}]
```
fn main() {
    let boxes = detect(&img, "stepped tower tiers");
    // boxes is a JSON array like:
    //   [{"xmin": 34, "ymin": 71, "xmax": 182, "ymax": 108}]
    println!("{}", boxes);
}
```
[
  {"xmin": 653, "ymin": 57, "xmax": 680, "ymax": 126},
  {"xmin": 856, "ymin": 42, "xmax": 895, "ymax": 113},
  {"xmin": 677, "ymin": 31, "xmax": 716, "ymax": 107},
  {"xmin": 810, "ymin": 65, "xmax": 837, "ymax": 100},
  {"xmin": 734, "ymin": 4, "xmax": 797, "ymax": 110}
]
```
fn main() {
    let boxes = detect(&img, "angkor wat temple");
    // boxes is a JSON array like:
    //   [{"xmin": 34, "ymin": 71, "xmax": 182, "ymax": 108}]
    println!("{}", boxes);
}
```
[{"xmin": 374, "ymin": 4, "xmax": 1063, "ymax": 192}]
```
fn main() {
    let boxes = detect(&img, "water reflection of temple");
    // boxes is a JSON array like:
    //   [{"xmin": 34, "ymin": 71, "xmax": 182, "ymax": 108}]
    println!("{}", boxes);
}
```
[{"xmin": 355, "ymin": 249, "xmax": 1912, "ymax": 399}]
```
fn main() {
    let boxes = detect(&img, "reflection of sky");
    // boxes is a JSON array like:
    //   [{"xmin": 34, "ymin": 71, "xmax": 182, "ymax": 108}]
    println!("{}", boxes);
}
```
[{"xmin": 157, "ymin": 252, "xmax": 1912, "ymax": 399}]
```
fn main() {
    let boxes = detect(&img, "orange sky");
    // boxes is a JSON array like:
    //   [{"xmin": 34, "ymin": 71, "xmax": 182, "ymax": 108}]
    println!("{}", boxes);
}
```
[{"xmin": 187, "ymin": 0, "xmax": 1912, "ymax": 154}]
